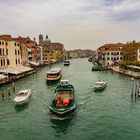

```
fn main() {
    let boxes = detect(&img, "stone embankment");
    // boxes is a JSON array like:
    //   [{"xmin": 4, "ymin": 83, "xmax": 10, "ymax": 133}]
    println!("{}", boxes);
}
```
[{"xmin": 110, "ymin": 66, "xmax": 140, "ymax": 79}]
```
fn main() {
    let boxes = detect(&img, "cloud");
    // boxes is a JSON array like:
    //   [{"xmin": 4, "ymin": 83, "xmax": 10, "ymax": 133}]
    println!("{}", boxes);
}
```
[{"xmin": 0, "ymin": 0, "xmax": 140, "ymax": 49}]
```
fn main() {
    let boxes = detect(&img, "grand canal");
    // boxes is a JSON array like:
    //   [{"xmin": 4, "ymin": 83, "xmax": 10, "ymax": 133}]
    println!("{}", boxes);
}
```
[{"xmin": 0, "ymin": 58, "xmax": 140, "ymax": 140}]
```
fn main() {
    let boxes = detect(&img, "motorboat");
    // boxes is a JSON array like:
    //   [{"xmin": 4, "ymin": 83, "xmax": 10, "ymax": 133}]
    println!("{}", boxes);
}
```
[
  {"xmin": 46, "ymin": 68, "xmax": 62, "ymax": 82},
  {"xmin": 94, "ymin": 80, "xmax": 107, "ymax": 91},
  {"xmin": 64, "ymin": 60, "xmax": 70, "ymax": 66},
  {"xmin": 49, "ymin": 80, "xmax": 77, "ymax": 117},
  {"xmin": 14, "ymin": 89, "xmax": 31, "ymax": 105}
]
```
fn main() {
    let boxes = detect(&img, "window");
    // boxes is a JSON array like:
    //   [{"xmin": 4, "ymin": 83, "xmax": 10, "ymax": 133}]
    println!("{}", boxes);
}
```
[
  {"xmin": 2, "ymin": 42, "xmax": 4, "ymax": 45},
  {"xmin": 111, "ymin": 52, "xmax": 113, "ymax": 55},
  {"xmin": 0, "ymin": 41, "xmax": 1, "ymax": 45},
  {"xmin": 15, "ymin": 59, "xmax": 17, "ymax": 64},
  {"xmin": 7, "ymin": 59, "xmax": 10, "ymax": 65},
  {"xmin": 117, "ymin": 52, "xmax": 119, "ymax": 55},
  {"xmin": 3, "ymin": 59, "xmax": 5, "ymax": 66},
  {"xmin": 107, "ymin": 57, "xmax": 110, "ymax": 60},
  {"xmin": 3, "ymin": 49, "xmax": 4, "ymax": 55},
  {"xmin": 1, "ymin": 59, "xmax": 3, "ymax": 66},
  {"xmin": 6, "ymin": 42, "xmax": 8, "ymax": 46},
  {"xmin": 18, "ymin": 59, "xmax": 20, "ymax": 64},
  {"xmin": 15, "ymin": 49, "xmax": 17, "ymax": 55},
  {"xmin": 15, "ymin": 43, "xmax": 16, "ymax": 46},
  {"xmin": 120, "ymin": 52, "xmax": 122, "ymax": 55},
  {"xmin": 120, "ymin": 57, "xmax": 122, "ymax": 60},
  {"xmin": 107, "ymin": 52, "xmax": 110, "ymax": 55},
  {"xmin": 18, "ymin": 50, "xmax": 20, "ymax": 55},
  {"xmin": 0, "ymin": 48, "xmax": 1, "ymax": 55},
  {"xmin": 6, "ymin": 49, "xmax": 8, "ymax": 55}
]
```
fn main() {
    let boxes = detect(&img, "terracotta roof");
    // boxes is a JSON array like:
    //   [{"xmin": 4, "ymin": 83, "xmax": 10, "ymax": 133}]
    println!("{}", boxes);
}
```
[
  {"xmin": 0, "ymin": 35, "xmax": 13, "ymax": 41},
  {"xmin": 98, "ymin": 43, "xmax": 125, "ymax": 51}
]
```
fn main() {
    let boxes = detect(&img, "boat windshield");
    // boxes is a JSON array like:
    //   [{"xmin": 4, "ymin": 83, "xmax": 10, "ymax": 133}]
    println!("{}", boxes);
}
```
[
  {"xmin": 55, "ymin": 91, "xmax": 73, "ymax": 99},
  {"xmin": 47, "ymin": 73, "xmax": 60, "ymax": 77}
]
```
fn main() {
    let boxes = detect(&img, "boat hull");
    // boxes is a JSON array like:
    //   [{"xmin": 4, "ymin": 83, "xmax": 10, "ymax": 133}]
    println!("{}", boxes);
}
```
[
  {"xmin": 15, "ymin": 97, "xmax": 31, "ymax": 105},
  {"xmin": 49, "ymin": 104, "xmax": 76, "ymax": 117},
  {"xmin": 64, "ymin": 63, "xmax": 70, "ymax": 66}
]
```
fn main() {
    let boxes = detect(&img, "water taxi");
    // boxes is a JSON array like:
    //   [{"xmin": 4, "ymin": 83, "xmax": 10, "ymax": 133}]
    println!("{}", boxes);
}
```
[
  {"xmin": 46, "ymin": 68, "xmax": 62, "ymax": 82},
  {"xmin": 64, "ymin": 60, "xmax": 70, "ymax": 66},
  {"xmin": 14, "ymin": 89, "xmax": 31, "ymax": 105},
  {"xmin": 94, "ymin": 80, "xmax": 107, "ymax": 91},
  {"xmin": 49, "ymin": 80, "xmax": 77, "ymax": 117}
]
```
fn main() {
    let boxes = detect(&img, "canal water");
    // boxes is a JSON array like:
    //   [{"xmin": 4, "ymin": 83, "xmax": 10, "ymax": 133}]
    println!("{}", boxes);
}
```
[{"xmin": 0, "ymin": 58, "xmax": 140, "ymax": 140}]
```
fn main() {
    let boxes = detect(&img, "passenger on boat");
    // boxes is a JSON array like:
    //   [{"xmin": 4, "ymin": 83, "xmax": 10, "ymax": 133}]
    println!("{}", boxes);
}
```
[
  {"xmin": 63, "ymin": 98, "xmax": 70, "ymax": 107},
  {"xmin": 56, "ymin": 96, "xmax": 63, "ymax": 108}
]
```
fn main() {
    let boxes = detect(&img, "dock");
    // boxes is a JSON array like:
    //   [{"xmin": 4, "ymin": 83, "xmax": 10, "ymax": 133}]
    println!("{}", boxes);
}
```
[{"xmin": 0, "ymin": 66, "xmax": 35, "ymax": 85}]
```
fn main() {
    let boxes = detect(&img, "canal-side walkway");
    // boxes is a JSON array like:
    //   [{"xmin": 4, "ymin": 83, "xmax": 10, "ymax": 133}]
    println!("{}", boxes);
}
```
[
  {"xmin": 111, "ymin": 66, "xmax": 140, "ymax": 79},
  {"xmin": 0, "ymin": 66, "xmax": 35, "ymax": 85}
]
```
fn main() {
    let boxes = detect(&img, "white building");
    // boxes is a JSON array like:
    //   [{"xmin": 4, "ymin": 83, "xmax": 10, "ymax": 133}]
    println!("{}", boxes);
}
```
[{"xmin": 104, "ymin": 47, "xmax": 123, "ymax": 66}]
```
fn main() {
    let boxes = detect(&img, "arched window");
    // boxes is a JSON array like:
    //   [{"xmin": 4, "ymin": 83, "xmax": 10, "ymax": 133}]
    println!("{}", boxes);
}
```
[
  {"xmin": 3, "ymin": 49, "xmax": 4, "ymax": 55},
  {"xmin": 15, "ymin": 59, "xmax": 17, "ymax": 65},
  {"xmin": 7, "ymin": 59, "xmax": 10, "ymax": 65},
  {"xmin": 6, "ymin": 49, "xmax": 8, "ymax": 55},
  {"xmin": 18, "ymin": 59, "xmax": 20, "ymax": 64},
  {"xmin": 1, "ymin": 59, "xmax": 3, "ymax": 66},
  {"xmin": 15, "ymin": 49, "xmax": 17, "ymax": 55},
  {"xmin": 3, "ymin": 59, "xmax": 5, "ymax": 66}
]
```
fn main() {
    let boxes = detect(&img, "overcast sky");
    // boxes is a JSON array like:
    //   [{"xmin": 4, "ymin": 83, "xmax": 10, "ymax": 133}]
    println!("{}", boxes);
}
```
[{"xmin": 0, "ymin": 0, "xmax": 140, "ymax": 50}]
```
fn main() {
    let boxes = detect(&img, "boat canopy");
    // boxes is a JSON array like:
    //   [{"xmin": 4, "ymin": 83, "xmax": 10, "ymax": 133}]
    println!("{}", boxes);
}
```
[{"xmin": 47, "ymin": 68, "xmax": 61, "ymax": 74}]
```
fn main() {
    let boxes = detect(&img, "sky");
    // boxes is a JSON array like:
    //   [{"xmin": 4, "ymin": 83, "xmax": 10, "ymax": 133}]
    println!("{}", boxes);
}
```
[{"xmin": 0, "ymin": 0, "xmax": 140, "ymax": 50}]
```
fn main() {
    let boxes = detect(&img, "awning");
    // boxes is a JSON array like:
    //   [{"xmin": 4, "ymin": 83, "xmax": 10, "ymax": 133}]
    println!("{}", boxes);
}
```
[
  {"xmin": 0, "ymin": 66, "xmax": 33, "ymax": 75},
  {"xmin": 0, "ymin": 74, "xmax": 8, "ymax": 79},
  {"xmin": 29, "ymin": 61, "xmax": 39, "ymax": 66}
]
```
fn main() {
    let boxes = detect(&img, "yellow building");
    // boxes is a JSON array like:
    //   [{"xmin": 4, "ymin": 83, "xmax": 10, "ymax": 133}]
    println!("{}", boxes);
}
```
[
  {"xmin": 0, "ymin": 35, "xmax": 21, "ymax": 68},
  {"xmin": 0, "ymin": 38, "xmax": 8, "ymax": 69}
]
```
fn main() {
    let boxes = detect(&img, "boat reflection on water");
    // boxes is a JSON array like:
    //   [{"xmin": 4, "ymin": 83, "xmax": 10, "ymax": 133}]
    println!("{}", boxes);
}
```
[
  {"xmin": 46, "ymin": 79, "xmax": 60, "ymax": 86},
  {"xmin": 50, "ymin": 114, "xmax": 76, "ymax": 135},
  {"xmin": 14, "ymin": 102, "xmax": 29, "ymax": 112}
]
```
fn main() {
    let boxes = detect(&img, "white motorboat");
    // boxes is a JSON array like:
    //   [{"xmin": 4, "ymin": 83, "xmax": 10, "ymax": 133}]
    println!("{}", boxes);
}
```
[
  {"xmin": 94, "ymin": 80, "xmax": 107, "ymax": 91},
  {"xmin": 64, "ymin": 60, "xmax": 70, "ymax": 66},
  {"xmin": 14, "ymin": 89, "xmax": 31, "ymax": 105}
]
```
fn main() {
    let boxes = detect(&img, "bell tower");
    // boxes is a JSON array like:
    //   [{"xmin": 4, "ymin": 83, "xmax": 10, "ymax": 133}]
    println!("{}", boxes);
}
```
[{"xmin": 39, "ymin": 34, "xmax": 43, "ymax": 45}]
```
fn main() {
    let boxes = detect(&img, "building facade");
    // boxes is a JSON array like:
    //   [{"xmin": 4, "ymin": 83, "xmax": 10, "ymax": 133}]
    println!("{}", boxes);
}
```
[
  {"xmin": 97, "ymin": 43, "xmax": 125, "ymax": 66},
  {"xmin": 0, "ymin": 35, "xmax": 21, "ymax": 68}
]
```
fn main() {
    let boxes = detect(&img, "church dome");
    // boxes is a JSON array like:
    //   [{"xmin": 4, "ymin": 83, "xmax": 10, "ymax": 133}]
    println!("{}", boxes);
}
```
[{"xmin": 44, "ymin": 35, "xmax": 51, "ymax": 44}]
